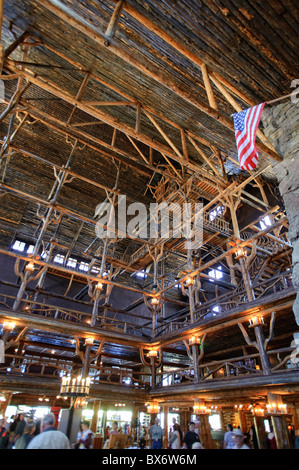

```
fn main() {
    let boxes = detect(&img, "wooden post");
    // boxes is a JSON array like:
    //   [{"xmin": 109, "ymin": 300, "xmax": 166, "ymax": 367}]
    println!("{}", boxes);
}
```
[
  {"xmin": 198, "ymin": 413, "xmax": 213, "ymax": 449},
  {"xmin": 253, "ymin": 416, "xmax": 267, "ymax": 449},
  {"xmin": 0, "ymin": 391, "xmax": 12, "ymax": 417},
  {"xmin": 267, "ymin": 393, "xmax": 292, "ymax": 449},
  {"xmin": 105, "ymin": 0, "xmax": 124, "ymax": 42},
  {"xmin": 150, "ymin": 356, "xmax": 156, "ymax": 388},
  {"xmin": 0, "ymin": 0, "xmax": 5, "ymax": 73},
  {"xmin": 254, "ymin": 324, "xmax": 272, "ymax": 375},
  {"xmin": 90, "ymin": 399, "xmax": 101, "ymax": 433},
  {"xmin": 163, "ymin": 405, "xmax": 168, "ymax": 449},
  {"xmin": 201, "ymin": 63, "xmax": 218, "ymax": 111},
  {"xmin": 191, "ymin": 344, "xmax": 200, "ymax": 384},
  {"xmin": 238, "ymin": 409, "xmax": 247, "ymax": 434},
  {"xmin": 219, "ymin": 410, "xmax": 225, "ymax": 431}
]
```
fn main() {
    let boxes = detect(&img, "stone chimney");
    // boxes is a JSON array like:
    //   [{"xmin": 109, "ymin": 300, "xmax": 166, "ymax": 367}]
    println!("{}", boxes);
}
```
[{"xmin": 261, "ymin": 101, "xmax": 299, "ymax": 326}]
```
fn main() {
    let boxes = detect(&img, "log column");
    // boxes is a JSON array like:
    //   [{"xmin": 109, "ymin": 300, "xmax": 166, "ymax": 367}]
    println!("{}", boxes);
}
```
[
  {"xmin": 267, "ymin": 392, "xmax": 291, "ymax": 449},
  {"xmin": 197, "ymin": 413, "xmax": 213, "ymax": 449},
  {"xmin": 253, "ymin": 415, "xmax": 267, "ymax": 449},
  {"xmin": 0, "ymin": 392, "xmax": 12, "ymax": 417},
  {"xmin": 163, "ymin": 405, "xmax": 168, "ymax": 449},
  {"xmin": 90, "ymin": 399, "xmax": 101, "ymax": 433}
]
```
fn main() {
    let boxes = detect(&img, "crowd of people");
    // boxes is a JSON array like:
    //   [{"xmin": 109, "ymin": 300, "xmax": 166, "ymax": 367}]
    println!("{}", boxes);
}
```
[
  {"xmin": 147, "ymin": 418, "xmax": 299, "ymax": 450},
  {"xmin": 0, "ymin": 413, "xmax": 71, "ymax": 449},
  {"xmin": 1, "ymin": 412, "xmax": 298, "ymax": 450}
]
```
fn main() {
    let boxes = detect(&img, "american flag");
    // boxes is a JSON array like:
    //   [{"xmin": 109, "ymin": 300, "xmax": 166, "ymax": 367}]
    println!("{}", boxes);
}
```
[{"xmin": 232, "ymin": 102, "xmax": 266, "ymax": 171}]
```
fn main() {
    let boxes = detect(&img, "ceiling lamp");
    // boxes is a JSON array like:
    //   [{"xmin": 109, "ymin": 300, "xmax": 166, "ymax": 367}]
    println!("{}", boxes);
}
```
[
  {"xmin": 147, "ymin": 400, "xmax": 160, "ymax": 414},
  {"xmin": 151, "ymin": 296, "xmax": 160, "ymax": 306},
  {"xmin": 25, "ymin": 261, "xmax": 35, "ymax": 273},
  {"xmin": 95, "ymin": 280, "xmax": 103, "ymax": 291},
  {"xmin": 193, "ymin": 398, "xmax": 211, "ymax": 415},
  {"xmin": 185, "ymin": 276, "xmax": 194, "ymax": 287},
  {"xmin": 234, "ymin": 247, "xmax": 247, "ymax": 260},
  {"xmin": 60, "ymin": 375, "xmax": 91, "ymax": 397}
]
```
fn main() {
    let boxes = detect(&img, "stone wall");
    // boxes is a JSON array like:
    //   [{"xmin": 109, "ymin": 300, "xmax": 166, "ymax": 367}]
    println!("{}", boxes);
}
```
[{"xmin": 261, "ymin": 101, "xmax": 299, "ymax": 325}]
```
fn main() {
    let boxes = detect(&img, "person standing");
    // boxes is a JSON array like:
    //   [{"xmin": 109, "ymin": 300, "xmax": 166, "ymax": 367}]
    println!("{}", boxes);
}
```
[
  {"xmin": 168, "ymin": 423, "xmax": 182, "ymax": 449},
  {"xmin": 223, "ymin": 424, "xmax": 235, "ymax": 449},
  {"xmin": 183, "ymin": 422, "xmax": 201, "ymax": 449},
  {"xmin": 0, "ymin": 419, "xmax": 9, "ymax": 449},
  {"xmin": 149, "ymin": 418, "xmax": 164, "ymax": 449},
  {"xmin": 14, "ymin": 421, "xmax": 36, "ymax": 449},
  {"xmin": 232, "ymin": 428, "xmax": 250, "ymax": 449},
  {"xmin": 13, "ymin": 413, "xmax": 26, "ymax": 445},
  {"xmin": 76, "ymin": 421, "xmax": 93, "ymax": 449},
  {"xmin": 27, "ymin": 413, "xmax": 70, "ymax": 449}
]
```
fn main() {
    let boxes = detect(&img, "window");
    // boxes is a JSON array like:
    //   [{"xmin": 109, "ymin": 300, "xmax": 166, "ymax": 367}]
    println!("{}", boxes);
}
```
[
  {"xmin": 91, "ymin": 266, "xmax": 100, "ymax": 274},
  {"xmin": 136, "ymin": 270, "xmax": 147, "ymax": 279},
  {"xmin": 213, "ymin": 305, "xmax": 220, "ymax": 316},
  {"xmin": 54, "ymin": 254, "xmax": 65, "ymax": 264},
  {"xmin": 79, "ymin": 262, "xmax": 89, "ymax": 272},
  {"xmin": 260, "ymin": 215, "xmax": 272, "ymax": 230},
  {"xmin": 209, "ymin": 414, "xmax": 221, "ymax": 430},
  {"xmin": 27, "ymin": 245, "xmax": 34, "ymax": 254},
  {"xmin": 209, "ymin": 205, "xmax": 224, "ymax": 221},
  {"xmin": 208, "ymin": 266, "xmax": 223, "ymax": 282},
  {"xmin": 12, "ymin": 240, "xmax": 26, "ymax": 252},
  {"xmin": 66, "ymin": 258, "xmax": 77, "ymax": 268}
]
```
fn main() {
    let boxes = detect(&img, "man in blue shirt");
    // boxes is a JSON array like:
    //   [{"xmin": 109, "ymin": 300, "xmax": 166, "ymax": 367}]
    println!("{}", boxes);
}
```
[{"xmin": 149, "ymin": 418, "xmax": 164, "ymax": 449}]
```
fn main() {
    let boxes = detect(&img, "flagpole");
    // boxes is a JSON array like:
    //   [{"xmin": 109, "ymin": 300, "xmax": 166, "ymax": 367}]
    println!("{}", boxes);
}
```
[
  {"xmin": 266, "ymin": 92, "xmax": 294, "ymax": 105},
  {"xmin": 230, "ymin": 93, "xmax": 293, "ymax": 116}
]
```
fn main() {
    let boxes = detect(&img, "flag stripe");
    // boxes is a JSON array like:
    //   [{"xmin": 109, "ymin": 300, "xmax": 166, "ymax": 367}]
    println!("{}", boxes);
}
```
[{"xmin": 233, "ymin": 102, "xmax": 266, "ymax": 171}]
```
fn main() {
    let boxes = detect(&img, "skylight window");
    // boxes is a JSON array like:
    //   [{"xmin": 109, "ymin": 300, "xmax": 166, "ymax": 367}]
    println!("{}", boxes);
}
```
[
  {"xmin": 91, "ymin": 266, "xmax": 100, "ymax": 274},
  {"xmin": 213, "ymin": 305, "xmax": 220, "ymax": 316},
  {"xmin": 79, "ymin": 262, "xmax": 89, "ymax": 272},
  {"xmin": 54, "ymin": 254, "xmax": 65, "ymax": 264},
  {"xmin": 136, "ymin": 270, "xmax": 147, "ymax": 278},
  {"xmin": 209, "ymin": 266, "xmax": 223, "ymax": 282},
  {"xmin": 66, "ymin": 258, "xmax": 77, "ymax": 268},
  {"xmin": 209, "ymin": 205, "xmax": 224, "ymax": 222},
  {"xmin": 260, "ymin": 215, "xmax": 272, "ymax": 230},
  {"xmin": 12, "ymin": 240, "xmax": 26, "ymax": 252}
]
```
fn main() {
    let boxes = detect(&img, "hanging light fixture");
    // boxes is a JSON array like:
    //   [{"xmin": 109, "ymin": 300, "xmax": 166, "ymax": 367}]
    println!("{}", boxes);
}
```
[
  {"xmin": 234, "ymin": 247, "xmax": 247, "ymax": 260},
  {"xmin": 185, "ymin": 276, "xmax": 194, "ymax": 287},
  {"xmin": 147, "ymin": 400, "xmax": 160, "ymax": 414},
  {"xmin": 151, "ymin": 296, "xmax": 160, "ymax": 306},
  {"xmin": 60, "ymin": 375, "xmax": 91, "ymax": 397},
  {"xmin": 95, "ymin": 280, "xmax": 103, "ymax": 291},
  {"xmin": 193, "ymin": 398, "xmax": 211, "ymax": 415},
  {"xmin": 25, "ymin": 261, "xmax": 35, "ymax": 273}
]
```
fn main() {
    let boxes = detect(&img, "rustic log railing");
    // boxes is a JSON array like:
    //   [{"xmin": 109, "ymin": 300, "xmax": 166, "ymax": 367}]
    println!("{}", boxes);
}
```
[
  {"xmin": 156, "ymin": 346, "xmax": 299, "ymax": 388},
  {"xmin": 0, "ymin": 293, "xmax": 148, "ymax": 337},
  {"xmin": 157, "ymin": 271, "xmax": 293, "ymax": 336},
  {"xmin": 0, "ymin": 354, "xmax": 151, "ymax": 390}
]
